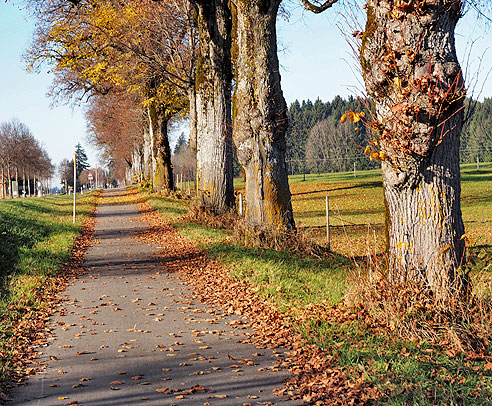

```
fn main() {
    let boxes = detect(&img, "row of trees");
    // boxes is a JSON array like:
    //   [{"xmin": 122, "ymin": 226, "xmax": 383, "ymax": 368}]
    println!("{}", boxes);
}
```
[
  {"xmin": 24, "ymin": 0, "xmax": 486, "ymax": 299},
  {"xmin": 462, "ymin": 97, "xmax": 492, "ymax": 164},
  {"xmin": 0, "ymin": 119, "xmax": 54, "ymax": 198}
]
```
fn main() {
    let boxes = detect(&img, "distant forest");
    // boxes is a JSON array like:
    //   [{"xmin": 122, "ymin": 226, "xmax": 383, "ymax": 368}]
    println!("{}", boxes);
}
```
[{"xmin": 285, "ymin": 96, "xmax": 492, "ymax": 174}]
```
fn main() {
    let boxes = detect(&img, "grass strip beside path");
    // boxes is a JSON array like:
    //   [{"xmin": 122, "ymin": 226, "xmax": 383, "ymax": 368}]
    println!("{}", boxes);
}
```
[
  {"xmin": 0, "ymin": 192, "xmax": 98, "ymax": 397},
  {"xmin": 141, "ymin": 184, "xmax": 492, "ymax": 405}
]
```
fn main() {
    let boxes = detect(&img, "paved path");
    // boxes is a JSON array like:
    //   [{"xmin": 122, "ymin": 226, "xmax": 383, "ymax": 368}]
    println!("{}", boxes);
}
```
[{"xmin": 8, "ymin": 189, "xmax": 299, "ymax": 406}]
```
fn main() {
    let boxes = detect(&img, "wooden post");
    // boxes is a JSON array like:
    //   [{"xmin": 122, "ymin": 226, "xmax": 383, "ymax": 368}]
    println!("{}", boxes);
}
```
[
  {"xmin": 354, "ymin": 161, "xmax": 357, "ymax": 178},
  {"xmin": 476, "ymin": 155, "xmax": 480, "ymax": 171},
  {"xmin": 325, "ymin": 196, "xmax": 330, "ymax": 250},
  {"xmin": 187, "ymin": 180, "xmax": 190, "ymax": 195},
  {"xmin": 239, "ymin": 192, "xmax": 243, "ymax": 216},
  {"xmin": 73, "ymin": 153, "xmax": 77, "ymax": 224}
]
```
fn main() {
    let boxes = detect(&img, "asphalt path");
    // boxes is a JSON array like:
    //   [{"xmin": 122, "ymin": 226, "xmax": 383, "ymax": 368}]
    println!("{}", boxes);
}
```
[{"xmin": 8, "ymin": 189, "xmax": 299, "ymax": 406}]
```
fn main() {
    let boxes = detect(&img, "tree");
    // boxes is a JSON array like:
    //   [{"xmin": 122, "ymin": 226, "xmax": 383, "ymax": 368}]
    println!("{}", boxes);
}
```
[
  {"xmin": 172, "ymin": 134, "xmax": 195, "ymax": 184},
  {"xmin": 0, "ymin": 119, "xmax": 53, "ymax": 198},
  {"xmin": 86, "ymin": 91, "xmax": 144, "ymax": 182},
  {"xmin": 26, "ymin": 0, "xmax": 191, "ymax": 193},
  {"xmin": 230, "ymin": 0, "xmax": 295, "ymax": 228},
  {"xmin": 192, "ymin": 0, "xmax": 234, "ymax": 213},
  {"xmin": 303, "ymin": 0, "xmax": 469, "ymax": 299},
  {"xmin": 305, "ymin": 117, "xmax": 353, "ymax": 173},
  {"xmin": 75, "ymin": 143, "xmax": 90, "ymax": 180},
  {"xmin": 58, "ymin": 158, "xmax": 74, "ymax": 192},
  {"xmin": 174, "ymin": 132, "xmax": 188, "ymax": 155}
]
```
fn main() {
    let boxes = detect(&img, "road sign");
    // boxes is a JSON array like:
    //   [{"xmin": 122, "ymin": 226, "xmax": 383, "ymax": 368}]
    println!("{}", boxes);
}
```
[{"xmin": 88, "ymin": 172, "xmax": 93, "ymax": 180}]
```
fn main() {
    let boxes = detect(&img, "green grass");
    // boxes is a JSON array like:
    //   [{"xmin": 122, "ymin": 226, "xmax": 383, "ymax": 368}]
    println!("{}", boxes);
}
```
[
  {"xmin": 0, "ymin": 192, "xmax": 97, "ymax": 385},
  {"xmin": 142, "ymin": 163, "xmax": 492, "ymax": 405},
  {"xmin": 301, "ymin": 319, "xmax": 492, "ymax": 405},
  {"xmin": 234, "ymin": 163, "xmax": 492, "ymax": 258}
]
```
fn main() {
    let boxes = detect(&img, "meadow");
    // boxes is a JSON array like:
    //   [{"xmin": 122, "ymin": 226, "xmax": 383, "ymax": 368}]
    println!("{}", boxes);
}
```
[{"xmin": 232, "ymin": 162, "xmax": 492, "ymax": 258}]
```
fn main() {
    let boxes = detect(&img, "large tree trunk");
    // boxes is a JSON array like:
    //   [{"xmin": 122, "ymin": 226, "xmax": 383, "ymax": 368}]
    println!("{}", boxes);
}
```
[
  {"xmin": 361, "ymin": 0, "xmax": 466, "ymax": 299},
  {"xmin": 231, "ymin": 0, "xmax": 294, "ymax": 228},
  {"xmin": 148, "ymin": 104, "xmax": 174, "ymax": 192},
  {"xmin": 194, "ymin": 0, "xmax": 234, "ymax": 213}
]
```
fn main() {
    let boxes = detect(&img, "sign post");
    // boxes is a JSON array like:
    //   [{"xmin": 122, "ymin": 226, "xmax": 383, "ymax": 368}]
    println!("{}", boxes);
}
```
[{"xmin": 73, "ymin": 153, "xmax": 77, "ymax": 224}]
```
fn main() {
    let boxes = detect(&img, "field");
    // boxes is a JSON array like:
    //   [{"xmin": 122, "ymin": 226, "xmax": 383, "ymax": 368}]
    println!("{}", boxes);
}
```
[
  {"xmin": 144, "ymin": 162, "xmax": 492, "ymax": 404},
  {"xmin": 0, "ymin": 192, "xmax": 97, "ymax": 386},
  {"xmin": 233, "ymin": 162, "xmax": 492, "ymax": 258}
]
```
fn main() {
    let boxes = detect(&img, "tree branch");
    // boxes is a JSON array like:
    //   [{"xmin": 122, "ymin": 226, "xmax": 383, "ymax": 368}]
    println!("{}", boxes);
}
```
[{"xmin": 300, "ymin": 0, "xmax": 340, "ymax": 14}]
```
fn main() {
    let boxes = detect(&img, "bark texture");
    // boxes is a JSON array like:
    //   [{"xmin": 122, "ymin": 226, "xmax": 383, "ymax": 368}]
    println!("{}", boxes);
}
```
[
  {"xmin": 143, "ymin": 125, "xmax": 152, "ymax": 181},
  {"xmin": 361, "ymin": 0, "xmax": 466, "ymax": 298},
  {"xmin": 231, "ymin": 0, "xmax": 294, "ymax": 228},
  {"xmin": 148, "ymin": 104, "xmax": 174, "ymax": 192},
  {"xmin": 194, "ymin": 0, "xmax": 234, "ymax": 213}
]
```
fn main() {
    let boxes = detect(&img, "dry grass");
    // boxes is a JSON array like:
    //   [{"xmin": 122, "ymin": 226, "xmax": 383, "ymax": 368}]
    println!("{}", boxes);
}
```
[{"xmin": 345, "ymin": 256, "xmax": 492, "ymax": 353}]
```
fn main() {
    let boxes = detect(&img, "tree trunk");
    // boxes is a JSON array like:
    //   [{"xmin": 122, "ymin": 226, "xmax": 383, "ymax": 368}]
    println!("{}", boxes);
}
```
[
  {"xmin": 1, "ymin": 166, "xmax": 4, "ymax": 199},
  {"xmin": 231, "ymin": 0, "xmax": 294, "ymax": 228},
  {"xmin": 22, "ymin": 167, "xmax": 26, "ymax": 197},
  {"xmin": 143, "ymin": 125, "xmax": 152, "ymax": 182},
  {"xmin": 148, "ymin": 104, "xmax": 174, "ymax": 192},
  {"xmin": 15, "ymin": 167, "xmax": 18, "ymax": 198},
  {"xmin": 361, "ymin": 0, "xmax": 466, "ymax": 299},
  {"xmin": 194, "ymin": 1, "xmax": 234, "ymax": 213},
  {"xmin": 188, "ymin": 86, "xmax": 197, "ymax": 151},
  {"xmin": 7, "ymin": 165, "xmax": 11, "ymax": 197}
]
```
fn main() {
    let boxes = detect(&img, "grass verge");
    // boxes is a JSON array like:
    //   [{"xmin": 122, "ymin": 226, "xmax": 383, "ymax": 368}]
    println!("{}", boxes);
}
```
[
  {"xmin": 140, "ymin": 164, "xmax": 492, "ymax": 405},
  {"xmin": 0, "ymin": 192, "xmax": 97, "ymax": 393}
]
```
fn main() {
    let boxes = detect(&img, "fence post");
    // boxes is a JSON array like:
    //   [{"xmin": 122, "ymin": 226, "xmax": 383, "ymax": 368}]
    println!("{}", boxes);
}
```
[
  {"xmin": 476, "ymin": 155, "xmax": 480, "ymax": 171},
  {"xmin": 354, "ymin": 161, "xmax": 357, "ymax": 178},
  {"xmin": 325, "ymin": 195, "xmax": 330, "ymax": 251},
  {"xmin": 239, "ymin": 192, "xmax": 243, "ymax": 216}
]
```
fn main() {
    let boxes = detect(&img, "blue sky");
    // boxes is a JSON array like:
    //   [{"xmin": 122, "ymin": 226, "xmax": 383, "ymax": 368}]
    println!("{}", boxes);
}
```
[{"xmin": 0, "ymin": 1, "xmax": 491, "ymax": 178}]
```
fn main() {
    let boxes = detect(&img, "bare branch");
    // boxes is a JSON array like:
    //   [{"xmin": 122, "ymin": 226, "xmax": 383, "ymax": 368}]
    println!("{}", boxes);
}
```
[{"xmin": 300, "ymin": 0, "xmax": 340, "ymax": 14}]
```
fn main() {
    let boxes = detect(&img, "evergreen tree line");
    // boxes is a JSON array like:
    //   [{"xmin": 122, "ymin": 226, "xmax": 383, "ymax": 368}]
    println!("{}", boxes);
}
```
[
  {"xmin": 285, "ymin": 96, "xmax": 492, "ymax": 175},
  {"xmin": 462, "ymin": 98, "xmax": 492, "ymax": 164},
  {"xmin": 0, "ymin": 119, "xmax": 54, "ymax": 198},
  {"xmin": 286, "ymin": 96, "xmax": 377, "ymax": 175}
]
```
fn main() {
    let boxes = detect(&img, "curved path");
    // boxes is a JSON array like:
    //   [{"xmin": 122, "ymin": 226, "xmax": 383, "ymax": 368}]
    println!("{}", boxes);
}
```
[{"xmin": 8, "ymin": 189, "xmax": 299, "ymax": 406}]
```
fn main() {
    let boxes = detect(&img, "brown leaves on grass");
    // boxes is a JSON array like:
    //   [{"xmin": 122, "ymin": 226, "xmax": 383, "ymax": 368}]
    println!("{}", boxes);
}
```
[{"xmin": 136, "ymin": 193, "xmax": 379, "ymax": 405}]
